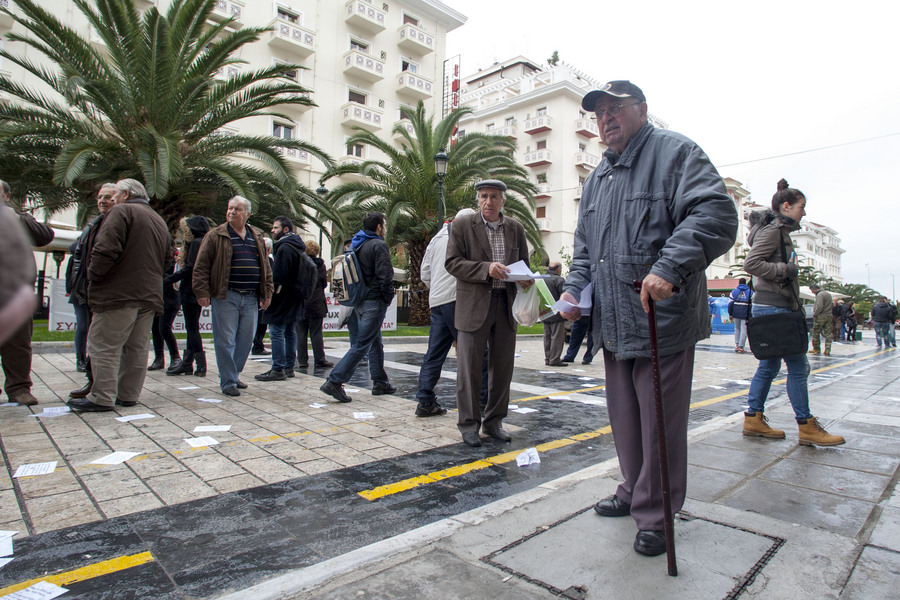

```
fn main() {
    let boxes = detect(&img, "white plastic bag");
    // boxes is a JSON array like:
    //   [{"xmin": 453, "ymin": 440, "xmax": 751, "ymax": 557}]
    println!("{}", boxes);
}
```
[
  {"xmin": 512, "ymin": 284, "xmax": 540, "ymax": 327},
  {"xmin": 336, "ymin": 304, "xmax": 354, "ymax": 330}
]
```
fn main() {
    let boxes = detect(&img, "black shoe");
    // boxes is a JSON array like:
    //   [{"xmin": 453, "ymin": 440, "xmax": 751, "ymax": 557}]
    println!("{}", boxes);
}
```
[
  {"xmin": 593, "ymin": 494, "xmax": 631, "ymax": 517},
  {"xmin": 633, "ymin": 530, "xmax": 667, "ymax": 556},
  {"xmin": 582, "ymin": 359, "xmax": 593, "ymax": 365},
  {"xmin": 255, "ymin": 369, "xmax": 286, "ymax": 382},
  {"xmin": 222, "ymin": 386, "xmax": 241, "ymax": 397},
  {"xmin": 314, "ymin": 360, "xmax": 334, "ymax": 368},
  {"xmin": 147, "ymin": 356, "xmax": 164, "ymax": 371},
  {"xmin": 236, "ymin": 380, "xmax": 248, "ymax": 389},
  {"xmin": 115, "ymin": 398, "xmax": 137, "ymax": 407},
  {"xmin": 295, "ymin": 363, "xmax": 309, "ymax": 368},
  {"xmin": 165, "ymin": 358, "xmax": 183, "ymax": 375},
  {"xmin": 68, "ymin": 398, "xmax": 113, "ymax": 412},
  {"xmin": 69, "ymin": 381, "xmax": 93, "ymax": 399},
  {"xmin": 372, "ymin": 382, "xmax": 397, "ymax": 396},
  {"xmin": 76, "ymin": 355, "xmax": 87, "ymax": 373},
  {"xmin": 320, "ymin": 380, "xmax": 352, "ymax": 403},
  {"xmin": 462, "ymin": 431, "xmax": 482, "ymax": 447},
  {"xmin": 561, "ymin": 357, "xmax": 575, "ymax": 364},
  {"xmin": 483, "ymin": 426, "xmax": 512, "ymax": 442},
  {"xmin": 284, "ymin": 367, "xmax": 295, "ymax": 378},
  {"xmin": 251, "ymin": 348, "xmax": 270, "ymax": 356},
  {"xmin": 547, "ymin": 360, "xmax": 568, "ymax": 367},
  {"xmin": 415, "ymin": 403, "xmax": 448, "ymax": 417}
]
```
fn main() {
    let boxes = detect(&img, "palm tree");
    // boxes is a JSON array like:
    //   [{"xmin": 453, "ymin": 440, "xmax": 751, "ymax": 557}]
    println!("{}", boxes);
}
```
[
  {"xmin": 0, "ymin": 0, "xmax": 337, "ymax": 230},
  {"xmin": 323, "ymin": 101, "xmax": 542, "ymax": 325}
]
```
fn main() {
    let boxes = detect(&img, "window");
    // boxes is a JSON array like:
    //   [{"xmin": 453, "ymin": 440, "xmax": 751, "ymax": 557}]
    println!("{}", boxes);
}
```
[
  {"xmin": 578, "ymin": 143, "xmax": 586, "ymax": 152},
  {"xmin": 399, "ymin": 106, "xmax": 414, "ymax": 120},
  {"xmin": 505, "ymin": 117, "xmax": 515, "ymax": 127},
  {"xmin": 536, "ymin": 140, "xmax": 547, "ymax": 150},
  {"xmin": 401, "ymin": 58, "xmax": 419, "ymax": 74},
  {"xmin": 403, "ymin": 13, "xmax": 419, "ymax": 26},
  {"xmin": 347, "ymin": 142, "xmax": 365, "ymax": 158},
  {"xmin": 276, "ymin": 7, "xmax": 299, "ymax": 23},
  {"xmin": 274, "ymin": 60, "xmax": 298, "ymax": 82},
  {"xmin": 273, "ymin": 122, "xmax": 294, "ymax": 140},
  {"xmin": 348, "ymin": 90, "xmax": 367, "ymax": 105},
  {"xmin": 536, "ymin": 206, "xmax": 546, "ymax": 218},
  {"xmin": 486, "ymin": 123, "xmax": 495, "ymax": 132},
  {"xmin": 536, "ymin": 106, "xmax": 547, "ymax": 116},
  {"xmin": 457, "ymin": 129, "xmax": 466, "ymax": 138},
  {"xmin": 350, "ymin": 39, "xmax": 368, "ymax": 53},
  {"xmin": 536, "ymin": 173, "xmax": 547, "ymax": 183}
]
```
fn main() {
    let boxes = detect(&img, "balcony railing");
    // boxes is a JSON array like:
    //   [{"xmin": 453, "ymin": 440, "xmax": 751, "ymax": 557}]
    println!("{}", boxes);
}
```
[
  {"xmin": 393, "ymin": 119, "xmax": 416, "ymax": 140},
  {"xmin": 396, "ymin": 72, "xmax": 433, "ymax": 99},
  {"xmin": 487, "ymin": 125, "xmax": 517, "ymax": 138},
  {"xmin": 277, "ymin": 147, "xmax": 312, "ymax": 169},
  {"xmin": 524, "ymin": 150, "xmax": 552, "ymax": 166},
  {"xmin": 397, "ymin": 23, "xmax": 434, "ymax": 54},
  {"xmin": 276, "ymin": 91, "xmax": 313, "ymax": 113},
  {"xmin": 213, "ymin": 64, "xmax": 242, "ymax": 81},
  {"xmin": 345, "ymin": 0, "xmax": 386, "ymax": 34},
  {"xmin": 574, "ymin": 151, "xmax": 600, "ymax": 170},
  {"xmin": 0, "ymin": 0, "xmax": 13, "ymax": 28},
  {"xmin": 211, "ymin": 0, "xmax": 244, "ymax": 25},
  {"xmin": 536, "ymin": 218, "xmax": 552, "ymax": 232},
  {"xmin": 524, "ymin": 115, "xmax": 552, "ymax": 134},
  {"xmin": 267, "ymin": 18, "xmax": 315, "ymax": 57},
  {"xmin": 340, "ymin": 101, "xmax": 384, "ymax": 132},
  {"xmin": 343, "ymin": 49, "xmax": 385, "ymax": 82},
  {"xmin": 574, "ymin": 118, "xmax": 599, "ymax": 138},
  {"xmin": 535, "ymin": 183, "xmax": 552, "ymax": 198}
]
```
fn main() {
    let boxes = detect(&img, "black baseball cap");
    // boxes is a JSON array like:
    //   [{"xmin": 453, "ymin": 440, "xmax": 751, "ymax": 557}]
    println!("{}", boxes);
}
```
[{"xmin": 581, "ymin": 80, "xmax": 646, "ymax": 111}]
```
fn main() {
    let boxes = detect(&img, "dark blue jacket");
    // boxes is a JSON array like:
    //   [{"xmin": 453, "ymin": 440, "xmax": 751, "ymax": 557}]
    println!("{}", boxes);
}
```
[{"xmin": 729, "ymin": 284, "xmax": 753, "ymax": 320}]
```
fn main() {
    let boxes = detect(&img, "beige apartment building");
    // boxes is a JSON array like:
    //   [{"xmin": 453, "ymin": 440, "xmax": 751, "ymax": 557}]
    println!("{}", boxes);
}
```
[{"xmin": 0, "ymin": 0, "xmax": 465, "ymax": 259}]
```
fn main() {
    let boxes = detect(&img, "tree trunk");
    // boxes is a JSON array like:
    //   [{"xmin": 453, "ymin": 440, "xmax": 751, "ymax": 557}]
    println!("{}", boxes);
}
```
[{"xmin": 406, "ymin": 239, "xmax": 430, "ymax": 326}]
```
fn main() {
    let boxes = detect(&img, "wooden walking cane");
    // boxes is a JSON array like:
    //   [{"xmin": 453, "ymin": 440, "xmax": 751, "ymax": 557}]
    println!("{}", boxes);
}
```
[{"xmin": 633, "ymin": 280, "xmax": 678, "ymax": 576}]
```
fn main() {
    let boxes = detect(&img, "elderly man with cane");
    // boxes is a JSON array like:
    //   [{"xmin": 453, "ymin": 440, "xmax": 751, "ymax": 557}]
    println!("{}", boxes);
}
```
[{"xmin": 559, "ymin": 81, "xmax": 737, "ymax": 565}]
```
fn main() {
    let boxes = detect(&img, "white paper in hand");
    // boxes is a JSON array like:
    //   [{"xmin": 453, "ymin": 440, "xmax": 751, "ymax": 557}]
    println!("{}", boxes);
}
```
[
  {"xmin": 504, "ymin": 260, "xmax": 549, "ymax": 281},
  {"xmin": 552, "ymin": 283, "xmax": 593, "ymax": 312}
]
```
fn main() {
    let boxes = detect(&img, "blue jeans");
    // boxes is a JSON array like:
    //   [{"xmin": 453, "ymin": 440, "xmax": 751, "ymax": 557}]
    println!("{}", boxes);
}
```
[
  {"xmin": 328, "ymin": 299, "xmax": 389, "ymax": 385},
  {"xmin": 562, "ymin": 315, "xmax": 594, "ymax": 362},
  {"xmin": 746, "ymin": 305, "xmax": 812, "ymax": 420},
  {"xmin": 72, "ymin": 301, "xmax": 90, "ymax": 356},
  {"xmin": 269, "ymin": 322, "xmax": 296, "ymax": 371},
  {"xmin": 875, "ymin": 322, "xmax": 891, "ymax": 347},
  {"xmin": 211, "ymin": 290, "xmax": 258, "ymax": 391},
  {"xmin": 416, "ymin": 302, "xmax": 488, "ymax": 405}
]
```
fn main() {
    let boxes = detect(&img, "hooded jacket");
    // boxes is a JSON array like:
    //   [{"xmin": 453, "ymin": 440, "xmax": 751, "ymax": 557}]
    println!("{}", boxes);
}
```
[
  {"xmin": 728, "ymin": 283, "xmax": 753, "ymax": 320},
  {"xmin": 262, "ymin": 233, "xmax": 306, "ymax": 325},
  {"xmin": 744, "ymin": 211, "xmax": 801, "ymax": 310},
  {"xmin": 165, "ymin": 216, "xmax": 211, "ymax": 302},
  {"xmin": 352, "ymin": 229, "xmax": 394, "ymax": 305}
]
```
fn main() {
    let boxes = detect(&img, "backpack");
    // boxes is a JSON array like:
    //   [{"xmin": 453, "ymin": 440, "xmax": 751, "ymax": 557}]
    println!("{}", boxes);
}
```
[
  {"xmin": 331, "ymin": 240, "xmax": 371, "ymax": 307},
  {"xmin": 294, "ymin": 247, "xmax": 318, "ymax": 306}
]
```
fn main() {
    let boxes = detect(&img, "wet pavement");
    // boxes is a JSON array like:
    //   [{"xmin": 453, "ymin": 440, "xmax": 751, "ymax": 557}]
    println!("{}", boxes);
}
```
[{"xmin": 0, "ymin": 334, "xmax": 897, "ymax": 598}]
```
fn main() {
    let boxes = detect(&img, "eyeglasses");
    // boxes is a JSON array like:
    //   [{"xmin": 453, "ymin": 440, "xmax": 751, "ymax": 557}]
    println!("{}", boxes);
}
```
[{"xmin": 591, "ymin": 101, "xmax": 641, "ymax": 120}]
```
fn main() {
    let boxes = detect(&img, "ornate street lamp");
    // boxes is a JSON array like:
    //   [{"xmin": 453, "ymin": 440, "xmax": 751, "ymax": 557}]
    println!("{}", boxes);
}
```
[{"xmin": 433, "ymin": 148, "xmax": 449, "ymax": 226}]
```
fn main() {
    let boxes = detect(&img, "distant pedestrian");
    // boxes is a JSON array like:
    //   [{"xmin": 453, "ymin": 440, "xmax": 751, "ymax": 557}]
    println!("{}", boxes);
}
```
[
  {"xmin": 543, "ymin": 262, "xmax": 568, "ymax": 366},
  {"xmin": 742, "ymin": 179, "xmax": 844, "ymax": 446},
  {"xmin": 728, "ymin": 278, "xmax": 752, "ymax": 353},
  {"xmin": 561, "ymin": 315, "xmax": 594, "ymax": 365},
  {"xmin": 252, "ymin": 237, "xmax": 275, "ymax": 355},
  {"xmin": 832, "ymin": 299, "xmax": 844, "ymax": 341},
  {"xmin": 296, "ymin": 240, "xmax": 332, "ymax": 369},
  {"xmin": 843, "ymin": 301, "xmax": 857, "ymax": 343},
  {"xmin": 809, "ymin": 283, "xmax": 833, "ymax": 355},
  {"xmin": 871, "ymin": 297, "xmax": 893, "ymax": 349}
]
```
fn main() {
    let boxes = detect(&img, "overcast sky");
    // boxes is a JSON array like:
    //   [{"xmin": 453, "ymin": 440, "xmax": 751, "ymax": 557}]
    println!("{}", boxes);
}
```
[{"xmin": 445, "ymin": 0, "xmax": 900, "ymax": 297}]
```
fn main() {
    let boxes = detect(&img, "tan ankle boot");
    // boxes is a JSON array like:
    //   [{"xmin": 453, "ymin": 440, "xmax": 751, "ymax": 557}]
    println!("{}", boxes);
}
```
[
  {"xmin": 742, "ymin": 412, "xmax": 785, "ymax": 439},
  {"xmin": 798, "ymin": 417, "xmax": 845, "ymax": 446}
]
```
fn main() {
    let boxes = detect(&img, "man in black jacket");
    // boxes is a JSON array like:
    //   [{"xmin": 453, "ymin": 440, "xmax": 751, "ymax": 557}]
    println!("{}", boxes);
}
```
[
  {"xmin": 0, "ymin": 180, "xmax": 55, "ymax": 406},
  {"xmin": 256, "ymin": 216, "xmax": 307, "ymax": 381},
  {"xmin": 320, "ymin": 212, "xmax": 395, "ymax": 403}
]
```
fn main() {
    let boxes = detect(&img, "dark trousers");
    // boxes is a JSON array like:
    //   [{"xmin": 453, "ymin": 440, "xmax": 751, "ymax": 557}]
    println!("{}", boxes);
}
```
[
  {"xmin": 1, "ymin": 317, "xmax": 33, "ymax": 399},
  {"xmin": 151, "ymin": 297, "xmax": 180, "ymax": 357},
  {"xmin": 252, "ymin": 313, "xmax": 267, "ymax": 353},
  {"xmin": 296, "ymin": 317, "xmax": 326, "ymax": 365},
  {"xmin": 417, "ymin": 302, "xmax": 487, "ymax": 406},
  {"xmin": 603, "ymin": 346, "xmax": 693, "ymax": 531},
  {"xmin": 182, "ymin": 299, "xmax": 204, "ymax": 353},
  {"xmin": 456, "ymin": 294, "xmax": 516, "ymax": 434},
  {"xmin": 563, "ymin": 316, "xmax": 594, "ymax": 362},
  {"xmin": 73, "ymin": 301, "xmax": 90, "ymax": 356}
]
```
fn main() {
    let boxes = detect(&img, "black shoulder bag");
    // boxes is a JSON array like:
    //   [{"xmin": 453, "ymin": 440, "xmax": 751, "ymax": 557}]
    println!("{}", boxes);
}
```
[{"xmin": 746, "ymin": 236, "xmax": 809, "ymax": 360}]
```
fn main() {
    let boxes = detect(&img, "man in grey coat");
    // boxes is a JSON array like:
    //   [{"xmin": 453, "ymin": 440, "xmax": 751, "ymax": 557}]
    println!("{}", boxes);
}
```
[{"xmin": 560, "ymin": 81, "xmax": 737, "ymax": 557}]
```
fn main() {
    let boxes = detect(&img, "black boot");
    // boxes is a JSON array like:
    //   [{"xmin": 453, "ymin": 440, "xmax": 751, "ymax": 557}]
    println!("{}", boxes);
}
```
[
  {"xmin": 165, "ymin": 353, "xmax": 183, "ymax": 375},
  {"xmin": 169, "ymin": 350, "xmax": 193, "ymax": 375},
  {"xmin": 193, "ymin": 350, "xmax": 207, "ymax": 377},
  {"xmin": 75, "ymin": 353, "xmax": 87, "ymax": 373},
  {"xmin": 148, "ymin": 354, "xmax": 164, "ymax": 371},
  {"xmin": 70, "ymin": 358, "xmax": 93, "ymax": 398}
]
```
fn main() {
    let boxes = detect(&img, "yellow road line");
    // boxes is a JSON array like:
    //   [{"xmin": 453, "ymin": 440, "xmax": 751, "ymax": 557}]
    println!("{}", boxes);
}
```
[
  {"xmin": 515, "ymin": 385, "xmax": 606, "ymax": 404},
  {"xmin": 0, "ymin": 551, "xmax": 155, "ymax": 595}
]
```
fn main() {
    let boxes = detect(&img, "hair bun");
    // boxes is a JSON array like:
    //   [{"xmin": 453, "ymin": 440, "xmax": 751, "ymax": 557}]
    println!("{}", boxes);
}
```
[{"xmin": 776, "ymin": 178, "xmax": 789, "ymax": 191}]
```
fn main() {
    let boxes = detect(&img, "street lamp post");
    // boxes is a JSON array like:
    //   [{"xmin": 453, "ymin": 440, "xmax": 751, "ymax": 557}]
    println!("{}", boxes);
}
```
[
  {"xmin": 433, "ymin": 148, "xmax": 449, "ymax": 226},
  {"xmin": 316, "ymin": 184, "xmax": 328, "ymax": 256},
  {"xmin": 866, "ymin": 263, "xmax": 870, "ymax": 288},
  {"xmin": 892, "ymin": 273, "xmax": 895, "ymax": 303}
]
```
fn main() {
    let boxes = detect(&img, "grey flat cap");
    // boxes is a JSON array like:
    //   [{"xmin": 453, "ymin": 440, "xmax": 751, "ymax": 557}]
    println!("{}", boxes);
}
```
[{"xmin": 474, "ymin": 179, "xmax": 507, "ymax": 192}]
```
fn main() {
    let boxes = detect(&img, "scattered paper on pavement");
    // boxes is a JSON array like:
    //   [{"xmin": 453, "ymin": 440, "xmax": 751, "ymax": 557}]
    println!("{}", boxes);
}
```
[
  {"xmin": 512, "ymin": 407, "xmax": 538, "ymax": 414},
  {"xmin": 90, "ymin": 451, "xmax": 141, "ymax": 465},
  {"xmin": 577, "ymin": 376, "xmax": 595, "ymax": 381},
  {"xmin": 1, "ymin": 580, "xmax": 68, "ymax": 599},
  {"xmin": 0, "ymin": 556, "xmax": 13, "ymax": 570},
  {"xmin": 197, "ymin": 398, "xmax": 221, "ymax": 403},
  {"xmin": 346, "ymin": 388, "xmax": 361, "ymax": 393},
  {"xmin": 193, "ymin": 425, "xmax": 231, "ymax": 433},
  {"xmin": 0, "ymin": 531, "xmax": 16, "ymax": 557},
  {"xmin": 516, "ymin": 448, "xmax": 541, "ymax": 466},
  {"xmin": 13, "ymin": 462, "xmax": 57, "ymax": 478},
  {"xmin": 184, "ymin": 436, "xmax": 219, "ymax": 448},
  {"xmin": 353, "ymin": 412, "xmax": 375, "ymax": 419},
  {"xmin": 178, "ymin": 386, "xmax": 200, "ymax": 390},
  {"xmin": 115, "ymin": 414, "xmax": 155, "ymax": 423},
  {"xmin": 309, "ymin": 403, "xmax": 326, "ymax": 409},
  {"xmin": 29, "ymin": 406, "xmax": 71, "ymax": 418}
]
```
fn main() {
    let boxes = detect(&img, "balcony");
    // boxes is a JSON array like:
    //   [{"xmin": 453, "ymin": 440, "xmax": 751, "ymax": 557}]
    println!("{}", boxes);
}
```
[
  {"xmin": 343, "ymin": 49, "xmax": 385, "ymax": 82},
  {"xmin": 487, "ymin": 124, "xmax": 517, "ymax": 139},
  {"xmin": 0, "ymin": 69, "xmax": 10, "ymax": 104},
  {"xmin": 536, "ymin": 218, "xmax": 552, "ymax": 232},
  {"xmin": 276, "ymin": 90, "xmax": 313, "ymax": 114},
  {"xmin": 574, "ymin": 151, "xmax": 600, "ymax": 170},
  {"xmin": 524, "ymin": 150, "xmax": 552, "ymax": 167},
  {"xmin": 267, "ymin": 18, "xmax": 315, "ymax": 57},
  {"xmin": 340, "ymin": 101, "xmax": 384, "ymax": 132},
  {"xmin": 0, "ymin": 0, "xmax": 13, "ymax": 29},
  {"xmin": 575, "ymin": 117, "xmax": 599, "ymax": 138},
  {"xmin": 393, "ymin": 119, "xmax": 416, "ymax": 141},
  {"xmin": 345, "ymin": 0, "xmax": 386, "ymax": 34},
  {"xmin": 524, "ymin": 115, "xmax": 552, "ymax": 134},
  {"xmin": 210, "ymin": 0, "xmax": 244, "ymax": 26},
  {"xmin": 278, "ymin": 147, "xmax": 312, "ymax": 169},
  {"xmin": 397, "ymin": 24, "xmax": 434, "ymax": 55},
  {"xmin": 535, "ymin": 183, "xmax": 552, "ymax": 199},
  {"xmin": 396, "ymin": 72, "xmax": 433, "ymax": 100},
  {"xmin": 213, "ymin": 63, "xmax": 242, "ymax": 82},
  {"xmin": 337, "ymin": 155, "xmax": 368, "ymax": 179}
]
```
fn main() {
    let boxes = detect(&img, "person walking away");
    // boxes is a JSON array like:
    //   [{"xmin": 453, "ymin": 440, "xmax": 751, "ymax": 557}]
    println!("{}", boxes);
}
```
[
  {"xmin": 296, "ymin": 240, "xmax": 332, "ymax": 369},
  {"xmin": 165, "ymin": 216, "xmax": 211, "ymax": 376},
  {"xmin": 742, "ymin": 179, "xmax": 844, "ymax": 446},
  {"xmin": 871, "ymin": 297, "xmax": 893, "ymax": 349},
  {"xmin": 843, "ymin": 301, "xmax": 858, "ymax": 343},
  {"xmin": 543, "ymin": 262, "xmax": 568, "ymax": 366},
  {"xmin": 832, "ymin": 299, "xmax": 843, "ymax": 341},
  {"xmin": 809, "ymin": 283, "xmax": 833, "ymax": 355},
  {"xmin": 728, "ymin": 278, "xmax": 752, "ymax": 353},
  {"xmin": 889, "ymin": 302, "xmax": 898, "ymax": 348}
]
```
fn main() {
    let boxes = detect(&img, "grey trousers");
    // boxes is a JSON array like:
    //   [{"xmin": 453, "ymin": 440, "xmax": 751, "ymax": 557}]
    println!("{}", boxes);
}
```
[
  {"xmin": 543, "ymin": 320, "xmax": 566, "ymax": 363},
  {"xmin": 456, "ymin": 294, "xmax": 516, "ymax": 434},
  {"xmin": 603, "ymin": 346, "xmax": 694, "ymax": 531},
  {"xmin": 86, "ymin": 306, "xmax": 155, "ymax": 407}
]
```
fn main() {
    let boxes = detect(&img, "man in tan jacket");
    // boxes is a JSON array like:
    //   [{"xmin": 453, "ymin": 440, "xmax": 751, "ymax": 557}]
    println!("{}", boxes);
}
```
[{"xmin": 809, "ymin": 283, "xmax": 833, "ymax": 355}]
